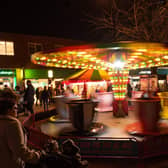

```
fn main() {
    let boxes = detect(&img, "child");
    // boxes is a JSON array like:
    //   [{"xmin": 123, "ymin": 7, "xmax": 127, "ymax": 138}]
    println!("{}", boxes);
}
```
[
  {"xmin": 41, "ymin": 139, "xmax": 73, "ymax": 168},
  {"xmin": 61, "ymin": 139, "xmax": 88, "ymax": 168},
  {"xmin": 42, "ymin": 139, "xmax": 88, "ymax": 168}
]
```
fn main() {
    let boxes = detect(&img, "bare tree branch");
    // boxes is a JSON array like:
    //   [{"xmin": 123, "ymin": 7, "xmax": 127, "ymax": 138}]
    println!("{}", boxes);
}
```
[{"xmin": 85, "ymin": 0, "xmax": 168, "ymax": 42}]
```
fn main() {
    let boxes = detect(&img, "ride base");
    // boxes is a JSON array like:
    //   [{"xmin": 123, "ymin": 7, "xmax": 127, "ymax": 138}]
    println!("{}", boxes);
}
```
[{"xmin": 22, "ymin": 106, "xmax": 168, "ymax": 159}]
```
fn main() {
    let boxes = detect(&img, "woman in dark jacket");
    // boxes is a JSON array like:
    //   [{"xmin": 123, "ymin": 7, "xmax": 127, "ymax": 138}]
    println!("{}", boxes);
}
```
[{"xmin": 24, "ymin": 80, "xmax": 35, "ymax": 115}]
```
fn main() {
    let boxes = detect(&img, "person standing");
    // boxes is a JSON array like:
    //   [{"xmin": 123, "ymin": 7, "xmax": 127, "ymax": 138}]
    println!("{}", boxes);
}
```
[
  {"xmin": 35, "ymin": 87, "xmax": 40, "ymax": 106},
  {"xmin": 41, "ymin": 86, "xmax": 50, "ymax": 112},
  {"xmin": 127, "ymin": 82, "xmax": 133, "ymax": 106},
  {"xmin": 24, "ymin": 80, "xmax": 35, "ymax": 115}
]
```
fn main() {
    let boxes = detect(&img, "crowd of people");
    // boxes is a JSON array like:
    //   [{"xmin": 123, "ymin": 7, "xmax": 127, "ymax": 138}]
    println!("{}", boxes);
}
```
[{"xmin": 2, "ymin": 80, "xmax": 70, "ymax": 116}]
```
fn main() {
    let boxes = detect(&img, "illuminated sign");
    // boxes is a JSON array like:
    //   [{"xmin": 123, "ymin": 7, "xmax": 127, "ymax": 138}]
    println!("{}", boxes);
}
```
[
  {"xmin": 139, "ymin": 70, "xmax": 151, "ymax": 75},
  {"xmin": 48, "ymin": 70, "xmax": 53, "ymax": 78},
  {"xmin": 0, "ymin": 70, "xmax": 14, "ymax": 76},
  {"xmin": 157, "ymin": 67, "xmax": 168, "ymax": 75}
]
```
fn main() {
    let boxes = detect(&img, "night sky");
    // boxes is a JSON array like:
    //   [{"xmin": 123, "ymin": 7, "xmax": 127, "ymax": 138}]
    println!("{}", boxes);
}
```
[
  {"xmin": 0, "ymin": 0, "xmax": 163, "ymax": 42},
  {"xmin": 0, "ymin": 0, "xmax": 108, "ymax": 42}
]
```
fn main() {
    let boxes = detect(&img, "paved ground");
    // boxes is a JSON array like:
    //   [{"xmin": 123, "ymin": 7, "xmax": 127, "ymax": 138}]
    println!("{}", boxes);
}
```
[
  {"xmin": 18, "ymin": 104, "xmax": 168, "ymax": 168},
  {"xmin": 18, "ymin": 103, "xmax": 56, "ymax": 123}
]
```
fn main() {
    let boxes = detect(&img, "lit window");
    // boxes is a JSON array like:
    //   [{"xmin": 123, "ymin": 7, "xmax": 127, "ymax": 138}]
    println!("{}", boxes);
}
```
[
  {"xmin": 6, "ymin": 42, "xmax": 14, "ymax": 55},
  {"xmin": 0, "ymin": 41, "xmax": 14, "ymax": 56}
]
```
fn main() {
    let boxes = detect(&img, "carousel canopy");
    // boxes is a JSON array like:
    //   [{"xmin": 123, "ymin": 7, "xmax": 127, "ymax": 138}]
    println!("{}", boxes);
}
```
[
  {"xmin": 66, "ymin": 69, "xmax": 110, "ymax": 81},
  {"xmin": 31, "ymin": 42, "xmax": 168, "ymax": 71}
]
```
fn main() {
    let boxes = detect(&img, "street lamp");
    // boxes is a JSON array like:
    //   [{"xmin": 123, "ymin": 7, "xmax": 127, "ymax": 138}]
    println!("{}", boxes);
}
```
[
  {"xmin": 48, "ymin": 70, "xmax": 53, "ymax": 86},
  {"xmin": 48, "ymin": 70, "xmax": 53, "ymax": 78}
]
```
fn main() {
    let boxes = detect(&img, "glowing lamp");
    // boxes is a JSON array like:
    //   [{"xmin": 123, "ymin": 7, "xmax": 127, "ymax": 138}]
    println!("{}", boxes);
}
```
[
  {"xmin": 113, "ymin": 60, "xmax": 125, "ymax": 69},
  {"xmin": 48, "ymin": 70, "xmax": 53, "ymax": 78}
]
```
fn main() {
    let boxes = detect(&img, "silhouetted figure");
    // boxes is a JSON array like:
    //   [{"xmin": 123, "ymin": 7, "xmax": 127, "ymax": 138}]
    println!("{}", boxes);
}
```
[
  {"xmin": 24, "ymin": 80, "xmax": 35, "ymax": 115},
  {"xmin": 35, "ymin": 87, "xmax": 40, "ymax": 106},
  {"xmin": 107, "ymin": 82, "xmax": 113, "ymax": 92},
  {"xmin": 41, "ymin": 86, "xmax": 50, "ymax": 112},
  {"xmin": 41, "ymin": 139, "xmax": 88, "ymax": 168},
  {"xmin": 127, "ymin": 83, "xmax": 132, "ymax": 106},
  {"xmin": 61, "ymin": 139, "xmax": 88, "ymax": 168}
]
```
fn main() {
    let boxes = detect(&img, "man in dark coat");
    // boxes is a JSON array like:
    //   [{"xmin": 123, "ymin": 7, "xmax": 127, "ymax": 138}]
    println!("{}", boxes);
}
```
[
  {"xmin": 24, "ymin": 80, "xmax": 35, "ymax": 115},
  {"xmin": 41, "ymin": 86, "xmax": 50, "ymax": 112},
  {"xmin": 127, "ymin": 83, "xmax": 132, "ymax": 106}
]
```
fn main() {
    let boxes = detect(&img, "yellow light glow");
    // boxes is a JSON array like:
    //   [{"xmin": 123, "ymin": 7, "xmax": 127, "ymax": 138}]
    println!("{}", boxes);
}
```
[
  {"xmin": 155, "ymin": 58, "xmax": 161, "ymax": 61},
  {"xmin": 41, "ymin": 57, "xmax": 46, "ymax": 60},
  {"xmin": 163, "ymin": 55, "xmax": 168, "ymax": 59}
]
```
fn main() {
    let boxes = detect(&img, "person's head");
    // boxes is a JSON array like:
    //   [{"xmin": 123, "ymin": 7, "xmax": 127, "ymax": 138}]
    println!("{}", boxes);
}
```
[
  {"xmin": 0, "ymin": 89, "xmax": 18, "ymax": 117},
  {"xmin": 15, "ymin": 85, "xmax": 20, "ymax": 91},
  {"xmin": 26, "ymin": 80, "xmax": 31, "ymax": 86},
  {"xmin": 4, "ymin": 84, "xmax": 8, "ymax": 88},
  {"xmin": 61, "ymin": 139, "xmax": 80, "ymax": 155},
  {"xmin": 44, "ymin": 139, "xmax": 59, "ymax": 153}
]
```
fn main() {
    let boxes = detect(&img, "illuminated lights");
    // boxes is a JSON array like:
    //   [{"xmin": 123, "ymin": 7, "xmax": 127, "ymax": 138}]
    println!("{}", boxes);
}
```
[
  {"xmin": 137, "ymin": 49, "xmax": 147, "ymax": 52},
  {"xmin": 84, "ymin": 54, "xmax": 92, "ymax": 58},
  {"xmin": 133, "ymin": 52, "xmax": 143, "ymax": 55},
  {"xmin": 62, "ymin": 60, "xmax": 67, "ymax": 64},
  {"xmin": 41, "ymin": 57, "xmax": 46, "ymax": 60},
  {"xmin": 128, "ymin": 58, "xmax": 135, "ymax": 61},
  {"xmin": 113, "ymin": 60, "xmax": 125, "ymax": 69},
  {"xmin": 31, "ymin": 42, "xmax": 168, "ymax": 100},
  {"xmin": 163, "ymin": 55, "xmax": 168, "ymax": 59},
  {"xmin": 155, "ymin": 58, "xmax": 161, "ymax": 61},
  {"xmin": 48, "ymin": 70, "xmax": 53, "ymax": 78},
  {"xmin": 77, "ymin": 51, "xmax": 86, "ymax": 55},
  {"xmin": 96, "ymin": 60, "xmax": 101, "ymax": 63},
  {"xmin": 52, "ymin": 59, "xmax": 57, "ymax": 62},
  {"xmin": 35, "ymin": 57, "xmax": 40, "ymax": 60}
]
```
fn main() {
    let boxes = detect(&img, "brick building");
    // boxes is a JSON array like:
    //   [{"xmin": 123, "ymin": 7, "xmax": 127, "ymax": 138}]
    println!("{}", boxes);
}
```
[{"xmin": 0, "ymin": 32, "xmax": 84, "ymax": 89}]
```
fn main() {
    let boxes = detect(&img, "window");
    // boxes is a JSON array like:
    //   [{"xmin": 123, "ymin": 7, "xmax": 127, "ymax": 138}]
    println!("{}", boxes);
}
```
[
  {"xmin": 28, "ymin": 42, "xmax": 43, "ymax": 55},
  {"xmin": 0, "ymin": 41, "xmax": 14, "ymax": 56}
]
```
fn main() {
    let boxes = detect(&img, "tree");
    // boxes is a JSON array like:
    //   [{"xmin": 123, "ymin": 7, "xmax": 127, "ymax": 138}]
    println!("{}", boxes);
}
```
[{"xmin": 86, "ymin": 0, "xmax": 168, "ymax": 42}]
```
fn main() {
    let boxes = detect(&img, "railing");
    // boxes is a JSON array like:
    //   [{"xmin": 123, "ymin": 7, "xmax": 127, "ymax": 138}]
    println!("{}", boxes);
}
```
[{"xmin": 26, "ymin": 126, "xmax": 141, "ymax": 159}]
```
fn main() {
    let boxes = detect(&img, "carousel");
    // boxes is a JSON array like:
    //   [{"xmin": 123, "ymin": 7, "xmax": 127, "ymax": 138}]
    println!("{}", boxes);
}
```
[{"xmin": 27, "ymin": 42, "xmax": 168, "ymax": 158}]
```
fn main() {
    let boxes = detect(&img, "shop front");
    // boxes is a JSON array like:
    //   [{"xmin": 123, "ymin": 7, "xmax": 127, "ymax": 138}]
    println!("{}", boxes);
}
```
[
  {"xmin": 0, "ymin": 69, "xmax": 16, "ymax": 89},
  {"xmin": 157, "ymin": 67, "xmax": 168, "ymax": 91},
  {"xmin": 24, "ymin": 68, "xmax": 80, "ymax": 90},
  {"xmin": 129, "ymin": 68, "xmax": 158, "ymax": 91}
]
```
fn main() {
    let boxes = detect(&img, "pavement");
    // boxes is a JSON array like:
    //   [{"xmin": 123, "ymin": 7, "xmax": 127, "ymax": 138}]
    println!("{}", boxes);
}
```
[{"xmin": 18, "ymin": 103, "xmax": 56, "ymax": 123}]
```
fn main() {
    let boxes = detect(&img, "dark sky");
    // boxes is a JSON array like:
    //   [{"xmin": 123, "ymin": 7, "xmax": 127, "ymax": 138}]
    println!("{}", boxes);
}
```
[
  {"xmin": 0, "ymin": 0, "xmax": 164, "ymax": 42},
  {"xmin": 0, "ymin": 1, "xmax": 107, "ymax": 42}
]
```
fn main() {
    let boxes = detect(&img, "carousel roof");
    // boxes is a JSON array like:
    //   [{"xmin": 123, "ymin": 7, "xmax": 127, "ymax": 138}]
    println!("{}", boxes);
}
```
[
  {"xmin": 31, "ymin": 42, "xmax": 168, "ymax": 71},
  {"xmin": 66, "ymin": 69, "xmax": 110, "ymax": 81}
]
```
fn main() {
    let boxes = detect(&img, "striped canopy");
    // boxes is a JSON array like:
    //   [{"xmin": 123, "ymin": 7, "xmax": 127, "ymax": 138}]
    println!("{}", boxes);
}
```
[{"xmin": 66, "ymin": 69, "xmax": 110, "ymax": 81}]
